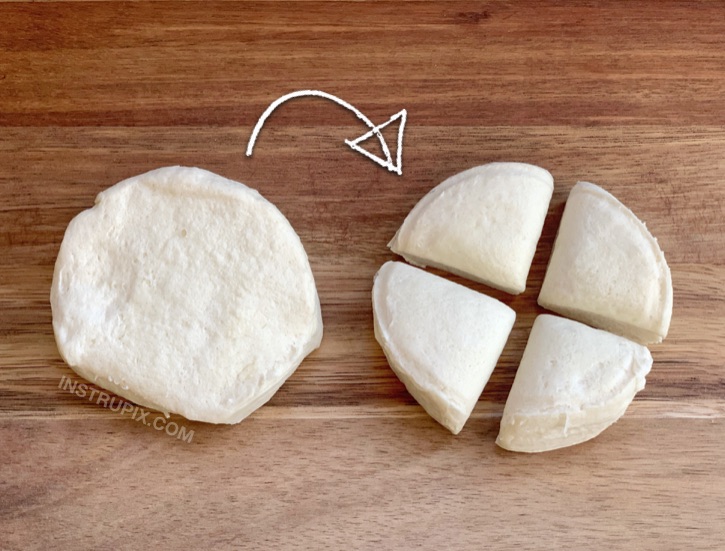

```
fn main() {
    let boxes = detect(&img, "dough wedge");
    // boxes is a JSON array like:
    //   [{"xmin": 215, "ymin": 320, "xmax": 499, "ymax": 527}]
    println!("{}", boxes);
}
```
[
  {"xmin": 388, "ymin": 162, "xmax": 554, "ymax": 294},
  {"xmin": 538, "ymin": 181, "xmax": 672, "ymax": 344},
  {"xmin": 497, "ymin": 315, "xmax": 652, "ymax": 453},
  {"xmin": 372, "ymin": 261, "xmax": 515, "ymax": 434}
]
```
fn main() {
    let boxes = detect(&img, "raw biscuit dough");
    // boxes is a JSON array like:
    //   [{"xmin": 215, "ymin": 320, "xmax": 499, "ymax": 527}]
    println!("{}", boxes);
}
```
[
  {"xmin": 497, "ymin": 315, "xmax": 652, "ymax": 453},
  {"xmin": 372, "ymin": 261, "xmax": 515, "ymax": 434},
  {"xmin": 538, "ymin": 181, "xmax": 672, "ymax": 344},
  {"xmin": 51, "ymin": 166, "xmax": 323, "ymax": 424},
  {"xmin": 388, "ymin": 162, "xmax": 554, "ymax": 294}
]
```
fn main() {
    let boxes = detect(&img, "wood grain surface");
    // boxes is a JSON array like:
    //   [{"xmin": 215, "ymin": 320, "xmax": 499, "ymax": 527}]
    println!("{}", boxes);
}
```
[{"xmin": 1, "ymin": 2, "xmax": 724, "ymax": 549}]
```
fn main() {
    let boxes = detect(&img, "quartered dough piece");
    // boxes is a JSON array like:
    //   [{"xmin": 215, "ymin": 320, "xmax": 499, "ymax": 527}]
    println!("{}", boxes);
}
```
[
  {"xmin": 538, "ymin": 181, "xmax": 672, "ymax": 344},
  {"xmin": 497, "ymin": 315, "xmax": 652, "ymax": 453},
  {"xmin": 51, "ymin": 166, "xmax": 323, "ymax": 424},
  {"xmin": 388, "ymin": 162, "xmax": 554, "ymax": 294},
  {"xmin": 372, "ymin": 261, "xmax": 516, "ymax": 434}
]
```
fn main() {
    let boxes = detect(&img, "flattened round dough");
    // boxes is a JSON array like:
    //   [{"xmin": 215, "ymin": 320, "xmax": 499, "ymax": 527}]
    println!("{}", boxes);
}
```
[
  {"xmin": 497, "ymin": 315, "xmax": 652, "ymax": 453},
  {"xmin": 538, "ymin": 181, "xmax": 672, "ymax": 344},
  {"xmin": 373, "ymin": 261, "xmax": 516, "ymax": 434},
  {"xmin": 51, "ymin": 166, "xmax": 323, "ymax": 424},
  {"xmin": 388, "ymin": 162, "xmax": 554, "ymax": 294}
]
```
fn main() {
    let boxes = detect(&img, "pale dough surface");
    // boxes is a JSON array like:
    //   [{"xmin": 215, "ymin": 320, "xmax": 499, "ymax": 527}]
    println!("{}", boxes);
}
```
[
  {"xmin": 372, "ymin": 261, "xmax": 515, "ymax": 434},
  {"xmin": 497, "ymin": 314, "xmax": 652, "ymax": 453},
  {"xmin": 51, "ymin": 166, "xmax": 323, "ymax": 424},
  {"xmin": 388, "ymin": 162, "xmax": 553, "ymax": 294},
  {"xmin": 538, "ymin": 181, "xmax": 672, "ymax": 344}
]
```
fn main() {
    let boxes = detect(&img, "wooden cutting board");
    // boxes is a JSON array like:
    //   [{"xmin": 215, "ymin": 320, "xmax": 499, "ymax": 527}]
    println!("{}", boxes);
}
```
[{"xmin": 1, "ymin": 2, "xmax": 724, "ymax": 549}]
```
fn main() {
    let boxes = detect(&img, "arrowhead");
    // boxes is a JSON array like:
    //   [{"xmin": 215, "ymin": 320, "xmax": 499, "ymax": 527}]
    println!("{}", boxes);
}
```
[{"xmin": 345, "ymin": 110, "xmax": 407, "ymax": 176}]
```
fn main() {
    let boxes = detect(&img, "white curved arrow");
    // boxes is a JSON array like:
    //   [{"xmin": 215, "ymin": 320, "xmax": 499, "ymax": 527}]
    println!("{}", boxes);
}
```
[{"xmin": 246, "ymin": 90, "xmax": 406, "ymax": 176}]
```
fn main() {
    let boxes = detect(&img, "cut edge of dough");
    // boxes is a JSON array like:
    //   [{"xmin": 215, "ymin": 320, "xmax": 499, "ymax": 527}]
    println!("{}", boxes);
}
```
[
  {"xmin": 389, "ymin": 250, "xmax": 525, "ymax": 295},
  {"xmin": 536, "ymin": 298, "xmax": 663, "ymax": 345}
]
